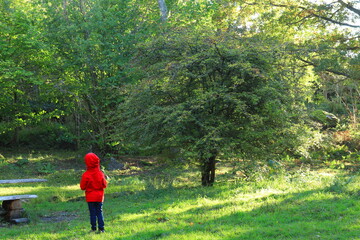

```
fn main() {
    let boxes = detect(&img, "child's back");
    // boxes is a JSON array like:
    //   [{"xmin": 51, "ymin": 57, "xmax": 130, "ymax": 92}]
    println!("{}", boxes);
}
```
[{"xmin": 80, "ymin": 153, "xmax": 107, "ymax": 232}]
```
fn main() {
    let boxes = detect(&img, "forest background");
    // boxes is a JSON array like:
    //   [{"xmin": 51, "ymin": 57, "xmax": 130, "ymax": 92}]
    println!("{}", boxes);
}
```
[{"xmin": 0, "ymin": 0, "xmax": 359, "ymax": 186}]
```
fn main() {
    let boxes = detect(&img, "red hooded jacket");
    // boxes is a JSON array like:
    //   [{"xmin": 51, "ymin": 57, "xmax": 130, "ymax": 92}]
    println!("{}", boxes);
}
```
[{"xmin": 80, "ymin": 153, "xmax": 107, "ymax": 202}]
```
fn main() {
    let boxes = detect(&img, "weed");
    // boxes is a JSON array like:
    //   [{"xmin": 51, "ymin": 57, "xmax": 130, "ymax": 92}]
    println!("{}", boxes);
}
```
[
  {"xmin": 324, "ymin": 159, "xmax": 345, "ymax": 169},
  {"xmin": 15, "ymin": 158, "xmax": 30, "ymax": 167},
  {"xmin": 36, "ymin": 162, "xmax": 56, "ymax": 174}
]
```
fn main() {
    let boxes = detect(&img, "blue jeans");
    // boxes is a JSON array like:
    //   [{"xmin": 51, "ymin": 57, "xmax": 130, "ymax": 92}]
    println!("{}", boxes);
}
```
[{"xmin": 87, "ymin": 202, "xmax": 104, "ymax": 231}]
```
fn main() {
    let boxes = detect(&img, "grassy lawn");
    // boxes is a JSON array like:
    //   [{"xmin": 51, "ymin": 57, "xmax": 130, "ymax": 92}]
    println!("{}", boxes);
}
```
[{"xmin": 1, "ymin": 150, "xmax": 360, "ymax": 239}]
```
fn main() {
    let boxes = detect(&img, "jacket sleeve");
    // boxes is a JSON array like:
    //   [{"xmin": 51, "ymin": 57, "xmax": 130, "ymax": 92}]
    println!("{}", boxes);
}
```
[
  {"xmin": 102, "ymin": 172, "xmax": 108, "ymax": 189},
  {"xmin": 80, "ymin": 173, "xmax": 88, "ymax": 190}
]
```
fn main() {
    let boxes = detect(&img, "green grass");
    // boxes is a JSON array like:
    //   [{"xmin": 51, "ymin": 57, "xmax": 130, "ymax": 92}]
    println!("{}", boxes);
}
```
[{"xmin": 1, "ymin": 151, "xmax": 360, "ymax": 239}]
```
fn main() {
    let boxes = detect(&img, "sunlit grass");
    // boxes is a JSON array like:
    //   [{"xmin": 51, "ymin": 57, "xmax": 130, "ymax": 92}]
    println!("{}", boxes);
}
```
[{"xmin": 1, "ymin": 151, "xmax": 360, "ymax": 239}]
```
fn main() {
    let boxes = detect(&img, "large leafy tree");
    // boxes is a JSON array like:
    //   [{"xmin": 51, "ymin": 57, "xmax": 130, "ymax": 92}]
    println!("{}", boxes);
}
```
[
  {"xmin": 264, "ymin": 0, "xmax": 359, "ymax": 80},
  {"xmin": 36, "ymin": 0, "xmax": 161, "ymax": 150},
  {"xmin": 222, "ymin": 0, "xmax": 360, "ymax": 124},
  {"xmin": 115, "ymin": 29, "xmax": 301, "ymax": 186},
  {"xmin": 0, "ymin": 0, "xmax": 64, "ymax": 145},
  {"xmin": 266, "ymin": 0, "xmax": 360, "ymax": 122}
]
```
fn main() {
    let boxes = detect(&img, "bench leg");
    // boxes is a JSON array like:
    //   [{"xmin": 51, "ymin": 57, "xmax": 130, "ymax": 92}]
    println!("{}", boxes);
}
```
[
  {"xmin": 2, "ymin": 200, "xmax": 25, "ymax": 221},
  {"xmin": 2, "ymin": 199, "xmax": 22, "ymax": 210}
]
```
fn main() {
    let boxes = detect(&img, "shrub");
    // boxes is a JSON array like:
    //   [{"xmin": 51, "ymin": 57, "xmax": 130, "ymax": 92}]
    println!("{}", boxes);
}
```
[
  {"xmin": 17, "ymin": 122, "xmax": 76, "ymax": 149},
  {"xmin": 309, "ymin": 110, "xmax": 339, "ymax": 129}
]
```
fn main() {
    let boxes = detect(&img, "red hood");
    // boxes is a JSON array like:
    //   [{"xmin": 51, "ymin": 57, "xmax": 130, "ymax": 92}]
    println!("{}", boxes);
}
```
[{"xmin": 84, "ymin": 153, "xmax": 100, "ymax": 170}]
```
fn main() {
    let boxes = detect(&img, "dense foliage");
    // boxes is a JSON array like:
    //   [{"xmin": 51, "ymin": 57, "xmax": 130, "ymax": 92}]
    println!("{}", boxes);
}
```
[
  {"xmin": 114, "ymin": 30, "xmax": 303, "ymax": 185},
  {"xmin": 0, "ymin": 0, "xmax": 359, "ymax": 185}
]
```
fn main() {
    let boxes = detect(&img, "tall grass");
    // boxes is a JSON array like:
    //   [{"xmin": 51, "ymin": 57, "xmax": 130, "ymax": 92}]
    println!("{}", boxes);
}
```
[{"xmin": 1, "ymin": 151, "xmax": 360, "ymax": 239}]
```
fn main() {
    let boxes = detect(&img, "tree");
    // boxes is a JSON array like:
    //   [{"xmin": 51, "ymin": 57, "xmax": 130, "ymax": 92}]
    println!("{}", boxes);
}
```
[
  {"xmin": 35, "ymin": 0, "xmax": 162, "ymax": 150},
  {"xmin": 157, "ymin": 0, "xmax": 168, "ymax": 22},
  {"xmin": 282, "ymin": 0, "xmax": 359, "ymax": 123},
  {"xmin": 236, "ymin": 0, "xmax": 359, "ymax": 125},
  {"xmin": 0, "ymin": 0, "xmax": 65, "ymax": 145},
  {"xmin": 114, "ymin": 29, "xmax": 300, "ymax": 186},
  {"xmin": 276, "ymin": 0, "xmax": 359, "ymax": 79}
]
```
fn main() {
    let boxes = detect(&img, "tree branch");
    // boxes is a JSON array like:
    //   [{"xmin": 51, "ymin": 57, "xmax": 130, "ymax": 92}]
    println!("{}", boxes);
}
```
[
  {"xmin": 267, "ymin": 0, "xmax": 360, "ymax": 28},
  {"xmin": 337, "ymin": 0, "xmax": 360, "ymax": 16},
  {"xmin": 311, "ymin": 12, "xmax": 360, "ymax": 28},
  {"xmin": 297, "ymin": 57, "xmax": 352, "ymax": 78}
]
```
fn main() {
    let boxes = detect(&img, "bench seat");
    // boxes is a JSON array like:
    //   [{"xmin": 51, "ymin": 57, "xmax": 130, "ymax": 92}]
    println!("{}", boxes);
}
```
[
  {"xmin": 0, "ymin": 179, "xmax": 47, "ymax": 184},
  {"xmin": 0, "ymin": 195, "xmax": 38, "ymax": 201}
]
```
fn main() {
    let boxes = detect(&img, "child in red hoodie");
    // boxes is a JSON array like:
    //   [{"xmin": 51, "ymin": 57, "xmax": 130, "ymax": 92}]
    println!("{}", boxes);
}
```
[{"xmin": 80, "ymin": 153, "xmax": 107, "ymax": 233}]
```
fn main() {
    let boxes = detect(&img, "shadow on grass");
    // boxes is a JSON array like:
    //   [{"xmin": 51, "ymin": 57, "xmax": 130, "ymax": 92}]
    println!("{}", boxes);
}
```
[
  {"xmin": 2, "ymin": 176, "xmax": 360, "ymax": 240},
  {"xmin": 109, "ymin": 187, "xmax": 360, "ymax": 240}
]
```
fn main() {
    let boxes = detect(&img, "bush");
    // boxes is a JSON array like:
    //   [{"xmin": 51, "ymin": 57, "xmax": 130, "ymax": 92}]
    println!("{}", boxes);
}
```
[
  {"xmin": 17, "ymin": 122, "xmax": 76, "ymax": 149},
  {"xmin": 309, "ymin": 110, "xmax": 339, "ymax": 129},
  {"xmin": 36, "ymin": 162, "xmax": 56, "ymax": 174}
]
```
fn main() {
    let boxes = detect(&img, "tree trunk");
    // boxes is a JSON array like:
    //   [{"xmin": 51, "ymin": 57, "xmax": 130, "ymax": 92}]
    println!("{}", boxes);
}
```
[
  {"xmin": 11, "ymin": 91, "xmax": 19, "ymax": 146},
  {"xmin": 157, "ymin": 0, "xmax": 168, "ymax": 22},
  {"xmin": 201, "ymin": 152, "xmax": 217, "ymax": 187}
]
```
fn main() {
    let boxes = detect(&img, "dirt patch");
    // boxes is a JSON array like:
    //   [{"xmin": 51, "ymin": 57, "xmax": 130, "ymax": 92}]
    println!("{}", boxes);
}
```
[{"xmin": 40, "ymin": 211, "xmax": 79, "ymax": 223}]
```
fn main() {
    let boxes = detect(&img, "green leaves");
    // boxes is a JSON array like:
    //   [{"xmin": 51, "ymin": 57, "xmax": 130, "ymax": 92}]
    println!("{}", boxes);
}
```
[
  {"xmin": 116, "ymin": 29, "xmax": 298, "ymax": 163},
  {"xmin": 0, "ymin": 0, "xmax": 357, "ymax": 163}
]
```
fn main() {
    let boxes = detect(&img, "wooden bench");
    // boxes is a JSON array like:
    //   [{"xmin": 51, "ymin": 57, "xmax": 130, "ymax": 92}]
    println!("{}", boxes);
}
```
[{"xmin": 0, "ymin": 179, "xmax": 47, "ymax": 223}]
